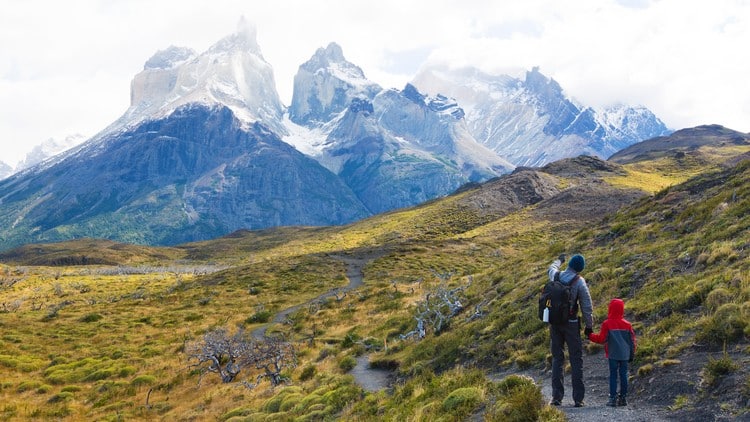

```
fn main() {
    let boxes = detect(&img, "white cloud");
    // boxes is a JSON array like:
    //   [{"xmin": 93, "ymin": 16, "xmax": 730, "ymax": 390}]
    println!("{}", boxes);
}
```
[{"xmin": 1, "ymin": 0, "xmax": 749, "ymax": 166}]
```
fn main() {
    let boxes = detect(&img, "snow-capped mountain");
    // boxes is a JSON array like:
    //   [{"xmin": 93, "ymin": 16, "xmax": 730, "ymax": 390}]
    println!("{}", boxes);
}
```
[
  {"xmin": 289, "ymin": 42, "xmax": 382, "ymax": 127},
  {"xmin": 0, "ymin": 23, "xmax": 672, "ymax": 250},
  {"xmin": 0, "ymin": 104, "xmax": 369, "ymax": 248},
  {"xmin": 121, "ymin": 18, "xmax": 285, "ymax": 136},
  {"xmin": 16, "ymin": 134, "xmax": 87, "ymax": 171},
  {"xmin": 411, "ymin": 65, "xmax": 671, "ymax": 166},
  {"xmin": 285, "ymin": 45, "xmax": 513, "ymax": 213}
]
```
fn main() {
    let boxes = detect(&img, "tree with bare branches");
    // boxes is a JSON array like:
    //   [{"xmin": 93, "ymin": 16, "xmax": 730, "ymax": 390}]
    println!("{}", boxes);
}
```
[{"xmin": 186, "ymin": 328, "xmax": 296, "ymax": 387}]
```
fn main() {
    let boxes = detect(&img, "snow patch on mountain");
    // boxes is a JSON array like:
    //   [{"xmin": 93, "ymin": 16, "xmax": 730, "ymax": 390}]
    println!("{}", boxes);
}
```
[
  {"xmin": 412, "ymin": 65, "xmax": 671, "ymax": 166},
  {"xmin": 14, "ymin": 134, "xmax": 87, "ymax": 171},
  {"xmin": 0, "ymin": 161, "xmax": 12, "ymax": 180},
  {"xmin": 289, "ymin": 42, "xmax": 381, "ymax": 126},
  {"xmin": 118, "ymin": 18, "xmax": 285, "ymax": 137}
]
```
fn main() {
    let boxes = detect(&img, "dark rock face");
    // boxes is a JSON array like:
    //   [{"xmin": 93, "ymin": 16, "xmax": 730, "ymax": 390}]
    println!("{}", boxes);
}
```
[{"xmin": 0, "ymin": 104, "xmax": 369, "ymax": 248}]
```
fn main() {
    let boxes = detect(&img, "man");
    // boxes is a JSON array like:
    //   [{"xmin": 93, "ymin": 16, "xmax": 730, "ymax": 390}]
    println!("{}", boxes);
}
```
[{"xmin": 548, "ymin": 253, "xmax": 594, "ymax": 407}]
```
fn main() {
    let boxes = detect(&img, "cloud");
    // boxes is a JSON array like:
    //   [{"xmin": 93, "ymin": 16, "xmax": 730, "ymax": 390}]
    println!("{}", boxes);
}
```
[{"xmin": 1, "ymin": 0, "xmax": 749, "ymax": 166}]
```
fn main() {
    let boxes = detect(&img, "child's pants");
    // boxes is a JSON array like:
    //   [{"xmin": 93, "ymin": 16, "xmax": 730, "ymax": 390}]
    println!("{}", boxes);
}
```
[{"xmin": 608, "ymin": 359, "xmax": 628, "ymax": 398}]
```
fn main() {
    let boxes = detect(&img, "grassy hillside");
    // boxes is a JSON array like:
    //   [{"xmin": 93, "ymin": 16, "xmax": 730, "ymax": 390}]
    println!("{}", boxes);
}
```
[{"xmin": 1, "ymin": 150, "xmax": 748, "ymax": 420}]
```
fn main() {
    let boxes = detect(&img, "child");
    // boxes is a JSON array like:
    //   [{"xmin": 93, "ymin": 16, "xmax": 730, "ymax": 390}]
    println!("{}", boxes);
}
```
[{"xmin": 588, "ymin": 298, "xmax": 637, "ymax": 406}]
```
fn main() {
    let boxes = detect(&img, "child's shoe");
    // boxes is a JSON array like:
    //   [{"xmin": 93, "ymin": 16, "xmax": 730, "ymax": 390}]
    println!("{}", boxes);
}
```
[
  {"xmin": 617, "ymin": 394, "xmax": 627, "ymax": 406},
  {"xmin": 606, "ymin": 396, "xmax": 617, "ymax": 407}
]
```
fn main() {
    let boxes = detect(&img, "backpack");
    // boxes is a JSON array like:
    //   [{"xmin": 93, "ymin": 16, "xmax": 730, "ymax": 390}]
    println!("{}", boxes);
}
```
[{"xmin": 538, "ymin": 272, "xmax": 580, "ymax": 325}]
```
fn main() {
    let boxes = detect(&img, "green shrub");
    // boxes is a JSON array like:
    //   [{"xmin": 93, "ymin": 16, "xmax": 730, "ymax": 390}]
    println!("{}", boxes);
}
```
[
  {"xmin": 16, "ymin": 381, "xmax": 42, "ymax": 393},
  {"xmin": 263, "ymin": 395, "xmax": 283, "ymax": 413},
  {"xmin": 131, "ymin": 375, "xmax": 157, "ymax": 387},
  {"xmin": 48, "ymin": 392, "xmax": 74, "ymax": 403},
  {"xmin": 703, "ymin": 354, "xmax": 739, "ymax": 387},
  {"xmin": 488, "ymin": 375, "xmax": 544, "ymax": 422},
  {"xmin": 80, "ymin": 313, "xmax": 103, "ymax": 323},
  {"xmin": 338, "ymin": 356, "xmax": 357, "ymax": 373},
  {"xmin": 298, "ymin": 365, "xmax": 316, "ymax": 381},
  {"xmin": 36, "ymin": 384, "xmax": 52, "ymax": 394},
  {"xmin": 705, "ymin": 288, "xmax": 732, "ymax": 313},
  {"xmin": 696, "ymin": 303, "xmax": 746, "ymax": 345},
  {"xmin": 219, "ymin": 406, "xmax": 253, "ymax": 421},
  {"xmin": 441, "ymin": 386, "xmax": 483, "ymax": 414},
  {"xmin": 246, "ymin": 310, "xmax": 272, "ymax": 324}
]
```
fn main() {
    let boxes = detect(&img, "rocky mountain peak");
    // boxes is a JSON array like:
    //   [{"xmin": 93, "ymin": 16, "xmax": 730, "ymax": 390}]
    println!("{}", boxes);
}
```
[
  {"xmin": 125, "ymin": 18, "xmax": 284, "ymax": 135},
  {"xmin": 209, "ymin": 17, "xmax": 262, "ymax": 56},
  {"xmin": 143, "ymin": 46, "xmax": 196, "ymax": 70},
  {"xmin": 412, "ymin": 65, "xmax": 671, "ymax": 167},
  {"xmin": 289, "ymin": 43, "xmax": 381, "ymax": 126}
]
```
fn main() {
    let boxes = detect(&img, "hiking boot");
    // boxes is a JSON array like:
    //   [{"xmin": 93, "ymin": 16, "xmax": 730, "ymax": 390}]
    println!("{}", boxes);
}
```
[
  {"xmin": 606, "ymin": 397, "xmax": 617, "ymax": 407},
  {"xmin": 574, "ymin": 401, "xmax": 585, "ymax": 407},
  {"xmin": 549, "ymin": 399, "xmax": 561, "ymax": 406},
  {"xmin": 617, "ymin": 394, "xmax": 627, "ymax": 406}
]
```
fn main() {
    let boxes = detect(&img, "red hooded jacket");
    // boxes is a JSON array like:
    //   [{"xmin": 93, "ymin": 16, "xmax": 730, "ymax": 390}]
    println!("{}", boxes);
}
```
[{"xmin": 588, "ymin": 298, "xmax": 636, "ymax": 361}]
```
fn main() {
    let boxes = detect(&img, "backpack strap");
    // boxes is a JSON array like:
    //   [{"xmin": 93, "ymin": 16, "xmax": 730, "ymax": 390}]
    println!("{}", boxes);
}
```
[{"xmin": 568, "ymin": 274, "xmax": 581, "ymax": 315}]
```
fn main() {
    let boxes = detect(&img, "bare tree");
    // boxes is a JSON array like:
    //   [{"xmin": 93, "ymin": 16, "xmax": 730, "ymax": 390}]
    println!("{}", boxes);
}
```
[
  {"xmin": 186, "ymin": 328, "xmax": 254, "ymax": 383},
  {"xmin": 251, "ymin": 335, "xmax": 297, "ymax": 386},
  {"xmin": 401, "ymin": 281, "xmax": 467, "ymax": 341},
  {"xmin": 186, "ymin": 328, "xmax": 296, "ymax": 387}
]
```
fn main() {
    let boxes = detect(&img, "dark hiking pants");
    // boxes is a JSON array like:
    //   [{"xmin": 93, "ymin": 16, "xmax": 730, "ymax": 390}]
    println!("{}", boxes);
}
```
[{"xmin": 550, "ymin": 321, "xmax": 584, "ymax": 403}]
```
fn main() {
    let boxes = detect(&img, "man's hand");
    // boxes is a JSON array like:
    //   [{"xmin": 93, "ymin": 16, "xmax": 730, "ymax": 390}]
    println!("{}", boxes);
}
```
[
  {"xmin": 558, "ymin": 254, "xmax": 566, "ymax": 263},
  {"xmin": 584, "ymin": 327, "xmax": 593, "ymax": 336}
]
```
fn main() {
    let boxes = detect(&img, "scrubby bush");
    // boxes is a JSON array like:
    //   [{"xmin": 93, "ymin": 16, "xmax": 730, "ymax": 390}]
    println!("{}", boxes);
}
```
[
  {"xmin": 47, "ymin": 392, "xmax": 74, "ymax": 403},
  {"xmin": 696, "ymin": 303, "xmax": 746, "ymax": 345},
  {"xmin": 705, "ymin": 288, "xmax": 732, "ymax": 313},
  {"xmin": 486, "ymin": 375, "xmax": 544, "ymax": 422},
  {"xmin": 131, "ymin": 375, "xmax": 157, "ymax": 387},
  {"xmin": 338, "ymin": 356, "xmax": 357, "ymax": 372},
  {"xmin": 702, "ymin": 354, "xmax": 738, "ymax": 387},
  {"xmin": 79, "ymin": 313, "xmax": 103, "ymax": 323},
  {"xmin": 246, "ymin": 310, "xmax": 271, "ymax": 324},
  {"xmin": 638, "ymin": 363, "xmax": 654, "ymax": 377},
  {"xmin": 441, "ymin": 386, "xmax": 483, "ymax": 414},
  {"xmin": 298, "ymin": 365, "xmax": 316, "ymax": 381}
]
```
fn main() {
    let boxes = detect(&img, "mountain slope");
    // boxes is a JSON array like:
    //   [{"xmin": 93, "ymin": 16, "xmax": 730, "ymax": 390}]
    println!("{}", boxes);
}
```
[
  {"xmin": 609, "ymin": 124, "xmax": 750, "ymax": 164},
  {"xmin": 0, "ymin": 104, "xmax": 369, "ymax": 248},
  {"xmin": 0, "ymin": 129, "xmax": 748, "ymax": 420},
  {"xmin": 286, "ymin": 44, "xmax": 514, "ymax": 214}
]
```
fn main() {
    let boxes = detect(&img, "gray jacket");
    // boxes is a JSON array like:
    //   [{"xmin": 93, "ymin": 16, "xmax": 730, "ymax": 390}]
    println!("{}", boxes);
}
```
[{"xmin": 548, "ymin": 259, "xmax": 594, "ymax": 329}]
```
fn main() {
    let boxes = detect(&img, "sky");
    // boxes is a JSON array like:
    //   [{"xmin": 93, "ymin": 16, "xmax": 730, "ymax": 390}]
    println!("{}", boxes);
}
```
[{"xmin": 1, "ymin": 0, "xmax": 749, "ymax": 167}]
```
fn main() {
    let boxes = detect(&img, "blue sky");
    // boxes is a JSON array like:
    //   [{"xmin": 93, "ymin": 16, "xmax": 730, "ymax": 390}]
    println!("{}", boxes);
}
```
[{"xmin": 1, "ymin": 0, "xmax": 748, "ymax": 166}]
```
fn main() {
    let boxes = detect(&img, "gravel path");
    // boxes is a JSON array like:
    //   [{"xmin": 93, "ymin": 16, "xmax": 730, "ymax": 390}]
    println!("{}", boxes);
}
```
[{"xmin": 492, "ymin": 352, "xmax": 673, "ymax": 422}]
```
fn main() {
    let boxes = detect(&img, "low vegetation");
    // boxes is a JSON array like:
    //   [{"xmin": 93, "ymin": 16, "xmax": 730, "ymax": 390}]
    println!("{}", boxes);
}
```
[{"xmin": 0, "ymin": 154, "xmax": 748, "ymax": 420}]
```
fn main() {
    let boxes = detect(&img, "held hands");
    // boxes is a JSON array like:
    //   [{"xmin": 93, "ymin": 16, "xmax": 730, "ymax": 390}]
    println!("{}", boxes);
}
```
[{"xmin": 584, "ymin": 327, "xmax": 593, "ymax": 336}]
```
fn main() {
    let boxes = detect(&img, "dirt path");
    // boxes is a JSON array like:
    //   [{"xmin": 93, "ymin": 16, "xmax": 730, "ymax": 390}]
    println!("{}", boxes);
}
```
[
  {"xmin": 250, "ymin": 252, "xmax": 380, "ymax": 338},
  {"xmin": 541, "ymin": 353, "xmax": 672, "ymax": 422},
  {"xmin": 352, "ymin": 355, "xmax": 392, "ymax": 392},
  {"xmin": 491, "ymin": 352, "xmax": 673, "ymax": 422}
]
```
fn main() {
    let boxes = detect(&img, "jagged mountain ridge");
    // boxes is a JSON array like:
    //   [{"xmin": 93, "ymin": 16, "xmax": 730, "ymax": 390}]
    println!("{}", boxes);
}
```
[
  {"xmin": 411, "ymin": 65, "xmax": 672, "ymax": 166},
  {"xmin": 0, "ymin": 24, "xmax": 671, "ymax": 249},
  {"xmin": 286, "ymin": 43, "xmax": 513, "ymax": 214}
]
